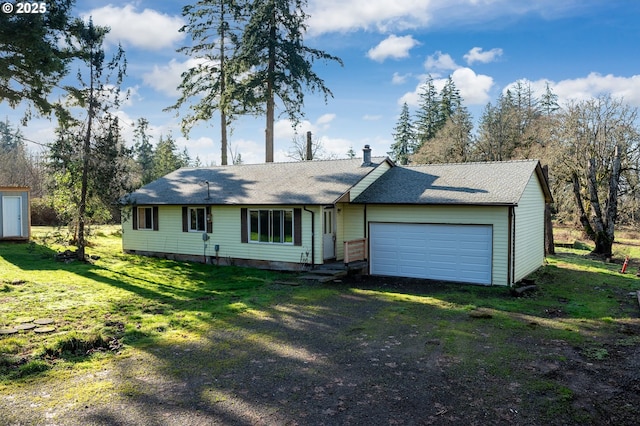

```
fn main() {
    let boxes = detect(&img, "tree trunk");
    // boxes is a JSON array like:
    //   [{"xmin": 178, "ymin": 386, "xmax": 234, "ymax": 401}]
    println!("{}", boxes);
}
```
[
  {"xmin": 265, "ymin": 6, "xmax": 276, "ymax": 163},
  {"xmin": 571, "ymin": 171, "xmax": 596, "ymax": 240},
  {"xmin": 219, "ymin": 5, "xmax": 228, "ymax": 166},
  {"xmin": 77, "ymin": 52, "xmax": 96, "ymax": 261},
  {"xmin": 543, "ymin": 165, "xmax": 555, "ymax": 255}
]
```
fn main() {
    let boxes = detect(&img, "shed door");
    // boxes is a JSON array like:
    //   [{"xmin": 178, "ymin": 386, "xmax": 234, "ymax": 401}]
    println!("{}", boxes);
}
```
[
  {"xmin": 369, "ymin": 223, "xmax": 492, "ymax": 285},
  {"xmin": 2, "ymin": 196, "xmax": 22, "ymax": 237}
]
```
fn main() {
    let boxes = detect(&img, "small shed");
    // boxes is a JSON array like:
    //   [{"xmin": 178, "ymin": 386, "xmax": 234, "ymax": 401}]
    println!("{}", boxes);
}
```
[{"xmin": 0, "ymin": 187, "xmax": 30, "ymax": 241}]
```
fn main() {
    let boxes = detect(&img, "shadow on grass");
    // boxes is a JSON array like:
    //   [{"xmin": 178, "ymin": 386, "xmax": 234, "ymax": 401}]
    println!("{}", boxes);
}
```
[{"xmin": 3, "ymin": 241, "xmax": 640, "ymax": 425}]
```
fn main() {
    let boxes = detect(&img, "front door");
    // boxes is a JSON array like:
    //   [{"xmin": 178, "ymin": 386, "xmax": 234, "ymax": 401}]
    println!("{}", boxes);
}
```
[
  {"xmin": 323, "ymin": 207, "xmax": 335, "ymax": 260},
  {"xmin": 2, "ymin": 196, "xmax": 22, "ymax": 237}
]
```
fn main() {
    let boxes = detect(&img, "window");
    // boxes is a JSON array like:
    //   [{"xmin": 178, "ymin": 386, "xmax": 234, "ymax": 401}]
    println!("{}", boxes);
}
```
[
  {"xmin": 189, "ymin": 207, "xmax": 206, "ymax": 232},
  {"xmin": 133, "ymin": 206, "xmax": 158, "ymax": 231},
  {"xmin": 249, "ymin": 209, "xmax": 293, "ymax": 244},
  {"xmin": 182, "ymin": 206, "xmax": 212, "ymax": 233}
]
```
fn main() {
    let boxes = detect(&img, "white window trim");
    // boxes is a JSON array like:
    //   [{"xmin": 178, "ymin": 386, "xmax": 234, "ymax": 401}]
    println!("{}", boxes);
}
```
[
  {"xmin": 137, "ymin": 206, "xmax": 154, "ymax": 231},
  {"xmin": 248, "ymin": 209, "xmax": 294, "ymax": 245},
  {"xmin": 188, "ymin": 207, "xmax": 206, "ymax": 232}
]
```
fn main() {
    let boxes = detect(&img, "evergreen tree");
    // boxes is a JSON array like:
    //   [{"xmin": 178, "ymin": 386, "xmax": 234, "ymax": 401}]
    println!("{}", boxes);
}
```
[
  {"xmin": 0, "ymin": 117, "xmax": 23, "ymax": 152},
  {"xmin": 0, "ymin": 0, "xmax": 75, "ymax": 117},
  {"xmin": 151, "ymin": 134, "xmax": 188, "ymax": 179},
  {"xmin": 389, "ymin": 102, "xmax": 415, "ymax": 165},
  {"xmin": 133, "ymin": 118, "xmax": 155, "ymax": 185},
  {"xmin": 412, "ymin": 104, "xmax": 473, "ymax": 164},
  {"xmin": 168, "ymin": 0, "xmax": 248, "ymax": 165},
  {"xmin": 233, "ymin": 0, "xmax": 343, "ymax": 162},
  {"xmin": 49, "ymin": 18, "xmax": 129, "ymax": 259},
  {"xmin": 414, "ymin": 75, "xmax": 440, "ymax": 151},
  {"xmin": 540, "ymin": 82, "xmax": 560, "ymax": 117},
  {"xmin": 438, "ymin": 76, "xmax": 462, "ymax": 128},
  {"xmin": 346, "ymin": 146, "xmax": 356, "ymax": 159}
]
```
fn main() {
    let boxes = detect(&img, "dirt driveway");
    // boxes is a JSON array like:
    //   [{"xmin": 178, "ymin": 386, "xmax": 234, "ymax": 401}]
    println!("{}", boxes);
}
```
[{"xmin": 4, "ymin": 278, "xmax": 640, "ymax": 425}]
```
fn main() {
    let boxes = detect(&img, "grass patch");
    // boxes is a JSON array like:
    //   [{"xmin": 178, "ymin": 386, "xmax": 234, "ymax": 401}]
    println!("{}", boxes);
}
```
[
  {"xmin": 0, "ymin": 226, "xmax": 295, "ymax": 383},
  {"xmin": 1, "ymin": 225, "xmax": 639, "ymax": 424}
]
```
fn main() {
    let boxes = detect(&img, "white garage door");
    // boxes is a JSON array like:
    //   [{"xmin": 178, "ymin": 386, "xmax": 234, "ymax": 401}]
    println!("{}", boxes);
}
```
[{"xmin": 369, "ymin": 223, "xmax": 493, "ymax": 285}]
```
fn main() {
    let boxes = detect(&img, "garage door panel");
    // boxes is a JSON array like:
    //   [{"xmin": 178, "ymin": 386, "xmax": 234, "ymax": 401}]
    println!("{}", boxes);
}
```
[{"xmin": 370, "ymin": 223, "xmax": 492, "ymax": 285}]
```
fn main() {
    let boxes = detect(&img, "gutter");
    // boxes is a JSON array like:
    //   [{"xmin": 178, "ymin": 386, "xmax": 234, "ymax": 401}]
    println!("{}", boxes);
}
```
[{"xmin": 303, "ymin": 206, "xmax": 315, "ymax": 268}]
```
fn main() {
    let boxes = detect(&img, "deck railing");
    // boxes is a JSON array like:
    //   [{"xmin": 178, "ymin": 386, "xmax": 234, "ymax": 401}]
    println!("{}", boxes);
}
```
[{"xmin": 344, "ymin": 238, "xmax": 367, "ymax": 264}]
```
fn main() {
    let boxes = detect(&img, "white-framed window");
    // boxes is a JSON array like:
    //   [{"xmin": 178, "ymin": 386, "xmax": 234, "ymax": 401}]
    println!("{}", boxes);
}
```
[
  {"xmin": 189, "ymin": 207, "xmax": 206, "ymax": 232},
  {"xmin": 249, "ymin": 209, "xmax": 293, "ymax": 244},
  {"xmin": 137, "ymin": 206, "xmax": 154, "ymax": 230}
]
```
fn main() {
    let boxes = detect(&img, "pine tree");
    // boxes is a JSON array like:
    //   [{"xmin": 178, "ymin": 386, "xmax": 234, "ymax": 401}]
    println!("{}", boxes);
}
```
[
  {"xmin": 151, "ymin": 134, "xmax": 188, "ymax": 180},
  {"xmin": 233, "ymin": 0, "xmax": 342, "ymax": 162},
  {"xmin": 414, "ymin": 75, "xmax": 440, "ymax": 151},
  {"xmin": 49, "ymin": 17, "xmax": 129, "ymax": 259},
  {"xmin": 133, "ymin": 118, "xmax": 155, "ymax": 185},
  {"xmin": 390, "ymin": 103, "xmax": 415, "ymax": 165},
  {"xmin": 0, "ymin": 0, "xmax": 75, "ymax": 117},
  {"xmin": 438, "ymin": 76, "xmax": 462, "ymax": 128},
  {"xmin": 168, "ymin": 0, "xmax": 248, "ymax": 165},
  {"xmin": 540, "ymin": 82, "xmax": 560, "ymax": 117}
]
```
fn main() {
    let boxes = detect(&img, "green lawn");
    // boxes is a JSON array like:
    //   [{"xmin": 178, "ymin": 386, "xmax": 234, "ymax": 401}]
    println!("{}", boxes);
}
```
[
  {"xmin": 0, "ymin": 226, "xmax": 303, "ymax": 381},
  {"xmin": 1, "ymin": 226, "xmax": 639, "ymax": 424}
]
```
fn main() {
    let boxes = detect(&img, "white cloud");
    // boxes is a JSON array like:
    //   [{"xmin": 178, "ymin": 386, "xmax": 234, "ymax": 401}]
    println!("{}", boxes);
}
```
[
  {"xmin": 143, "ymin": 58, "xmax": 206, "ymax": 97},
  {"xmin": 510, "ymin": 73, "xmax": 640, "ymax": 108},
  {"xmin": 399, "ymin": 67, "xmax": 494, "ymax": 107},
  {"xmin": 392, "ymin": 72, "xmax": 411, "ymax": 85},
  {"xmin": 424, "ymin": 51, "xmax": 460, "ymax": 71},
  {"xmin": 449, "ymin": 68, "xmax": 494, "ymax": 105},
  {"xmin": 363, "ymin": 114, "xmax": 382, "ymax": 121},
  {"xmin": 307, "ymin": 0, "xmax": 433, "ymax": 34},
  {"xmin": 464, "ymin": 47, "xmax": 503, "ymax": 65},
  {"xmin": 317, "ymin": 113, "xmax": 337, "ymax": 126},
  {"xmin": 367, "ymin": 35, "xmax": 420, "ymax": 62},
  {"xmin": 86, "ymin": 5, "xmax": 184, "ymax": 50},
  {"xmin": 306, "ymin": 0, "xmax": 581, "ymax": 35}
]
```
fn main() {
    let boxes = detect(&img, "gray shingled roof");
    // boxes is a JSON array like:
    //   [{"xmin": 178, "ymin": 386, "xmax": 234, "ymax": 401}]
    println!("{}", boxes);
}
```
[
  {"xmin": 126, "ymin": 157, "xmax": 388, "ymax": 205},
  {"xmin": 352, "ymin": 160, "xmax": 547, "ymax": 206}
]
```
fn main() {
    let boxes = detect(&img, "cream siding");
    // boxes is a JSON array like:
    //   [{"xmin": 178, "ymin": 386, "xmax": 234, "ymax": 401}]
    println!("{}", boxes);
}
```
[
  {"xmin": 514, "ymin": 174, "xmax": 546, "ymax": 281},
  {"xmin": 364, "ymin": 205, "xmax": 510, "ymax": 286},
  {"xmin": 348, "ymin": 161, "xmax": 392, "ymax": 200},
  {"xmin": 336, "ymin": 203, "xmax": 366, "ymax": 260},
  {"xmin": 123, "ymin": 204, "xmax": 321, "ymax": 267}
]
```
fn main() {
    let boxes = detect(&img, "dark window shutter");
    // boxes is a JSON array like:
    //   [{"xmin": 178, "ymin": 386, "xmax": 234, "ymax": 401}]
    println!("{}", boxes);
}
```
[
  {"xmin": 240, "ymin": 208, "xmax": 248, "ymax": 243},
  {"xmin": 132, "ymin": 207, "xmax": 138, "ymax": 230},
  {"xmin": 206, "ymin": 206, "xmax": 212, "ymax": 233},
  {"xmin": 152, "ymin": 207, "xmax": 159, "ymax": 231},
  {"xmin": 294, "ymin": 208, "xmax": 302, "ymax": 246},
  {"xmin": 182, "ymin": 207, "xmax": 188, "ymax": 232}
]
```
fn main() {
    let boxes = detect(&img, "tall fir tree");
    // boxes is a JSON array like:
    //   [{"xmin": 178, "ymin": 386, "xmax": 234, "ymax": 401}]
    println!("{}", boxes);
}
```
[
  {"xmin": 168, "ymin": 0, "xmax": 248, "ymax": 165},
  {"xmin": 49, "ymin": 18, "xmax": 129, "ymax": 259},
  {"xmin": 232, "ymin": 0, "xmax": 342, "ymax": 162},
  {"xmin": 0, "ymin": 0, "xmax": 75, "ymax": 117},
  {"xmin": 414, "ymin": 75, "xmax": 440, "ymax": 151},
  {"xmin": 390, "ymin": 103, "xmax": 415, "ymax": 165},
  {"xmin": 133, "ymin": 118, "xmax": 155, "ymax": 185}
]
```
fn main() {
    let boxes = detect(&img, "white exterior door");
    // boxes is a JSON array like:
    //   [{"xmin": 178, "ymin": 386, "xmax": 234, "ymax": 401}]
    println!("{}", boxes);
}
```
[
  {"xmin": 2, "ymin": 196, "xmax": 22, "ymax": 237},
  {"xmin": 323, "ymin": 208, "xmax": 336, "ymax": 259},
  {"xmin": 369, "ymin": 223, "xmax": 493, "ymax": 285}
]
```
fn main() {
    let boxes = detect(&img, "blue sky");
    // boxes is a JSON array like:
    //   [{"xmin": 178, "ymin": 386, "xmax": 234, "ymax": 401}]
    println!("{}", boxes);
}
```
[{"xmin": 4, "ymin": 0, "xmax": 640, "ymax": 165}]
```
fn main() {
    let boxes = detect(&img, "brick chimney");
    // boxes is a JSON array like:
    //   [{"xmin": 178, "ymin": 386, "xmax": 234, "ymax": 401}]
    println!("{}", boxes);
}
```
[{"xmin": 362, "ymin": 144, "xmax": 372, "ymax": 166}]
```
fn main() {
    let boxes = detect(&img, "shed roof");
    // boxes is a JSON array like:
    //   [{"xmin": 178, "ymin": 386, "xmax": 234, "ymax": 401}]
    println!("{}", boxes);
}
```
[
  {"xmin": 352, "ymin": 160, "xmax": 551, "ymax": 206},
  {"xmin": 126, "ymin": 157, "xmax": 389, "ymax": 206}
]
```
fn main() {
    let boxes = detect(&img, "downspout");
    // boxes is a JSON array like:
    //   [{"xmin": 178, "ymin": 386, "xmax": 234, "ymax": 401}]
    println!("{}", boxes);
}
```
[
  {"xmin": 509, "ymin": 206, "xmax": 516, "ymax": 286},
  {"xmin": 303, "ymin": 206, "xmax": 315, "ymax": 268}
]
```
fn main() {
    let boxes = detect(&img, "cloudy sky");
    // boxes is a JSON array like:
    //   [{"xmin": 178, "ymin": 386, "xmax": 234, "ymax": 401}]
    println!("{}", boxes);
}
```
[{"xmin": 4, "ymin": 0, "xmax": 640, "ymax": 165}]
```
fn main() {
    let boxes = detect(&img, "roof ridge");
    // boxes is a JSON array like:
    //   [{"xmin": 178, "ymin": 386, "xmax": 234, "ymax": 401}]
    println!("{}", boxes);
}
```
[
  {"xmin": 177, "ymin": 156, "xmax": 388, "ymax": 170},
  {"xmin": 404, "ymin": 159, "xmax": 539, "ymax": 168}
]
